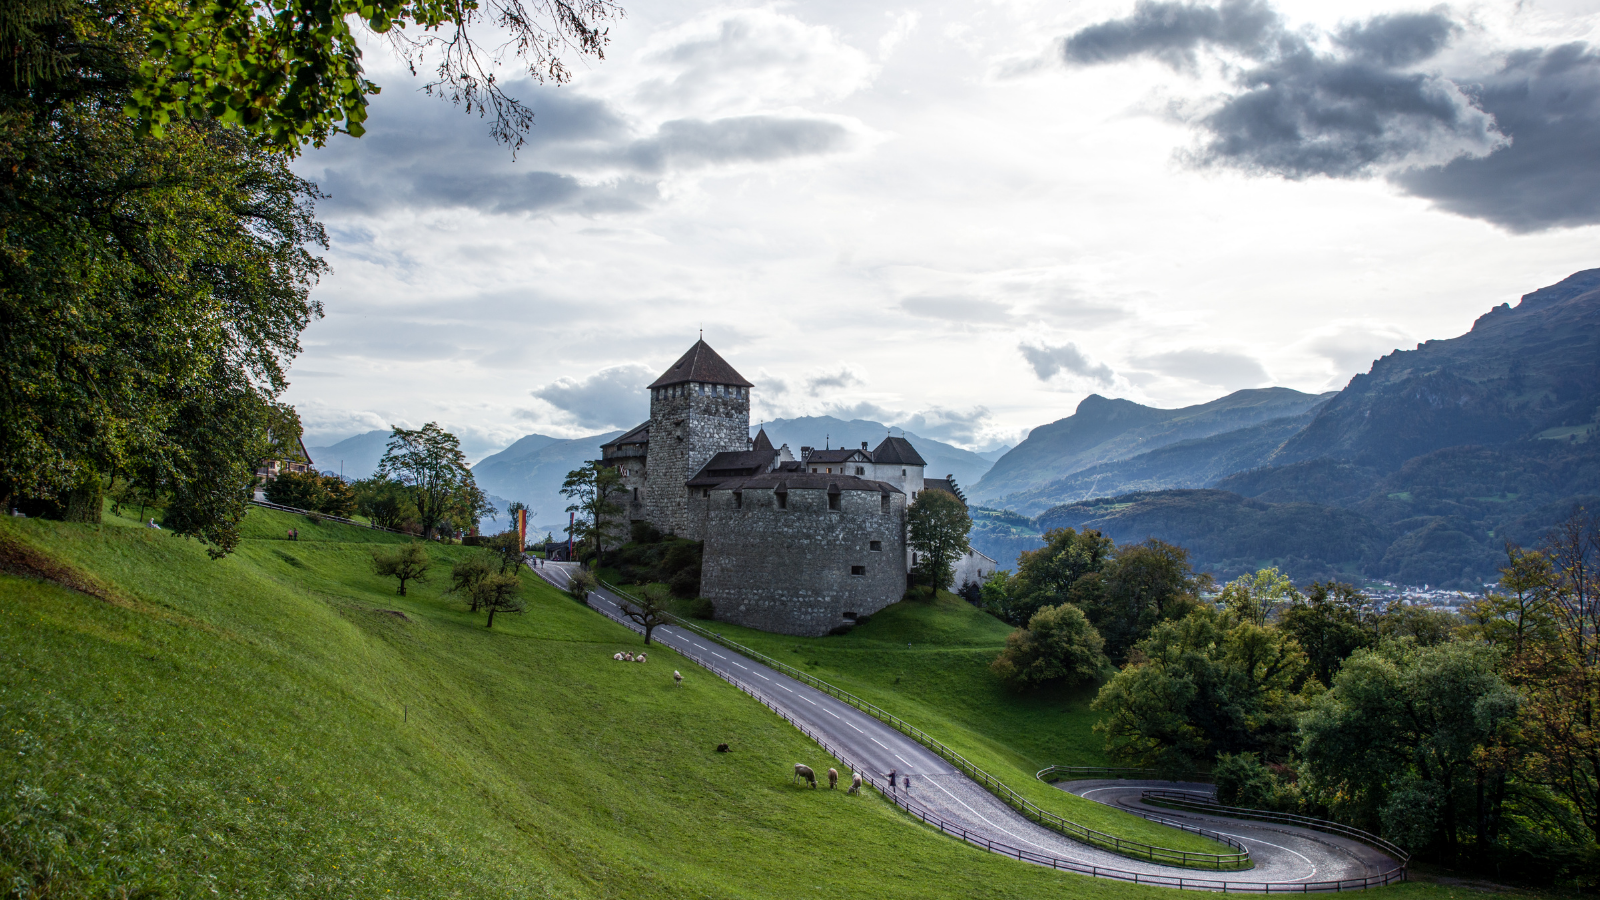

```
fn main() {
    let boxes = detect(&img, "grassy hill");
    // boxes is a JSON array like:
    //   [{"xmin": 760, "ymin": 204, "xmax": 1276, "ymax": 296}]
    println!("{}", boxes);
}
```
[{"xmin": 0, "ymin": 505, "xmax": 1519, "ymax": 899}]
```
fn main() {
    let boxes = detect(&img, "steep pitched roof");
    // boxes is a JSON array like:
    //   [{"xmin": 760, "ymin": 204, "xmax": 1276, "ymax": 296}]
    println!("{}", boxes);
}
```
[
  {"xmin": 752, "ymin": 428, "xmax": 774, "ymax": 451},
  {"xmin": 871, "ymin": 436, "xmax": 926, "ymax": 466},
  {"xmin": 923, "ymin": 478, "xmax": 967, "ymax": 508},
  {"xmin": 600, "ymin": 421, "xmax": 650, "ymax": 450},
  {"xmin": 805, "ymin": 448, "xmax": 869, "ymax": 464},
  {"xmin": 648, "ymin": 339, "xmax": 753, "ymax": 389},
  {"xmin": 687, "ymin": 449, "xmax": 779, "ymax": 486}
]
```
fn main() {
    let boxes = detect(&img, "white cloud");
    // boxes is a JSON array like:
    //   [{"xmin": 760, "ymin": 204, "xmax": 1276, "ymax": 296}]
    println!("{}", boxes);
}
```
[
  {"xmin": 1019, "ymin": 342, "xmax": 1116, "ymax": 384},
  {"xmin": 1131, "ymin": 348, "xmax": 1272, "ymax": 391},
  {"xmin": 530, "ymin": 364, "xmax": 655, "ymax": 430}
]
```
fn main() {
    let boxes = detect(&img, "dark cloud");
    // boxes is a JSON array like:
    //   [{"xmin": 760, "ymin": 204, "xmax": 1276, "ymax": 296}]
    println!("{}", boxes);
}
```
[
  {"xmin": 299, "ymin": 83, "xmax": 855, "ymax": 217},
  {"xmin": 1133, "ymin": 348, "xmax": 1269, "ymax": 389},
  {"xmin": 1062, "ymin": 0, "xmax": 1281, "ymax": 69},
  {"xmin": 1393, "ymin": 44, "xmax": 1600, "ymax": 233},
  {"xmin": 531, "ymin": 364, "xmax": 654, "ymax": 430},
  {"xmin": 1019, "ymin": 342, "xmax": 1115, "ymax": 383},
  {"xmin": 1059, "ymin": 3, "xmax": 1600, "ymax": 231}
]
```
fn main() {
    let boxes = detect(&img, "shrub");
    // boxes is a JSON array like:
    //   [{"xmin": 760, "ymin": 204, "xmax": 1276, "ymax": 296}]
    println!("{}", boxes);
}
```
[
  {"xmin": 371, "ymin": 544, "xmax": 430, "ymax": 596},
  {"xmin": 630, "ymin": 521, "xmax": 663, "ymax": 544},
  {"xmin": 264, "ymin": 471, "xmax": 326, "ymax": 510},
  {"xmin": 991, "ymin": 602, "xmax": 1108, "ymax": 690},
  {"xmin": 567, "ymin": 568, "xmax": 597, "ymax": 602}
]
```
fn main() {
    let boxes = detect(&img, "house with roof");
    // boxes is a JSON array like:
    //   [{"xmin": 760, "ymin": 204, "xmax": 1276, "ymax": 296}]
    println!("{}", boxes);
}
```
[{"xmin": 599, "ymin": 339, "xmax": 996, "ymax": 636}]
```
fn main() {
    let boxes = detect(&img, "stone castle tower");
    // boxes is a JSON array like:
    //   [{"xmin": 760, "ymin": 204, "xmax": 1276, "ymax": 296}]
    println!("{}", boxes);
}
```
[{"xmin": 643, "ymin": 340, "xmax": 753, "ymax": 535}]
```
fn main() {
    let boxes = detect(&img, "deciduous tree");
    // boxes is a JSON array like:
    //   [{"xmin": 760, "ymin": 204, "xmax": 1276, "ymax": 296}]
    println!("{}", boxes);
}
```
[
  {"xmin": 991, "ymin": 602, "xmax": 1108, "ymax": 690},
  {"xmin": 907, "ymin": 489, "xmax": 970, "ymax": 597},
  {"xmin": 473, "ymin": 573, "xmax": 524, "ymax": 628},
  {"xmin": 561, "ymin": 462, "xmax": 624, "ymax": 558},
  {"xmin": 621, "ymin": 584, "xmax": 672, "ymax": 645},
  {"xmin": 372, "ymin": 543, "xmax": 430, "ymax": 596},
  {"xmin": 352, "ymin": 476, "xmax": 418, "ymax": 530},
  {"xmin": 450, "ymin": 553, "xmax": 497, "ymax": 611},
  {"xmin": 377, "ymin": 424, "xmax": 491, "ymax": 540}
]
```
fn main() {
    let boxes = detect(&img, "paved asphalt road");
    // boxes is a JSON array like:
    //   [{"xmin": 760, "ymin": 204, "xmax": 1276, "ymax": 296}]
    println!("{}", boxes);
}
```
[{"xmin": 533, "ymin": 561, "xmax": 1398, "ymax": 887}]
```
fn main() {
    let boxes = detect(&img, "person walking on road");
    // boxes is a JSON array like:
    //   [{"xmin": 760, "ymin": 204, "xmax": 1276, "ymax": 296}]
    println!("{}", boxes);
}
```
[{"xmin": 888, "ymin": 769, "xmax": 897, "ymax": 789}]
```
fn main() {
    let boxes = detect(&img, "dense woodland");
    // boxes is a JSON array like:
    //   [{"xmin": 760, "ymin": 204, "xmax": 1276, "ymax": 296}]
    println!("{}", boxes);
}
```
[{"xmin": 977, "ymin": 514, "xmax": 1600, "ymax": 888}]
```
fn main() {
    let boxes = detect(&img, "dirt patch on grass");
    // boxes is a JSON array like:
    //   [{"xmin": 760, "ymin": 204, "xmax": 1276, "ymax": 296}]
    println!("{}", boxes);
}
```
[{"xmin": 0, "ymin": 534, "xmax": 131, "ymax": 605}]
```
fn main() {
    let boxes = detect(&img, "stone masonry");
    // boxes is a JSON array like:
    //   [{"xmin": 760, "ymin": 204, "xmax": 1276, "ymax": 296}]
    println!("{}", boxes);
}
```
[
  {"xmin": 699, "ymin": 478, "xmax": 908, "ymax": 636},
  {"xmin": 644, "ymin": 384, "xmax": 749, "ymax": 536}
]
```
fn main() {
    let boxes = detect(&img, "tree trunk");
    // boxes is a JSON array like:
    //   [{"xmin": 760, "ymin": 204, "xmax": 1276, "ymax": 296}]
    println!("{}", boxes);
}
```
[
  {"xmin": 644, "ymin": 624, "xmax": 654, "ymax": 645},
  {"xmin": 398, "ymin": 577, "xmax": 407, "ymax": 596},
  {"xmin": 487, "ymin": 607, "xmax": 496, "ymax": 629}
]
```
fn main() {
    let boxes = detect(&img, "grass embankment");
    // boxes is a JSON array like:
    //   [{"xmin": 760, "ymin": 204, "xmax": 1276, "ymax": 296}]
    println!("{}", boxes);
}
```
[
  {"xmin": 0, "ymin": 506, "xmax": 1186, "ymax": 899},
  {"xmin": 696, "ymin": 589, "xmax": 1231, "ymax": 855}
]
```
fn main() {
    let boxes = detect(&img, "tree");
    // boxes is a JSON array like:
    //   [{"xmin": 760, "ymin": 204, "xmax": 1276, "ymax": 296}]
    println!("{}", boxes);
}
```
[
  {"xmin": 483, "ymin": 530, "xmax": 527, "ymax": 574},
  {"xmin": 991, "ymin": 602, "xmax": 1108, "ymax": 690},
  {"xmin": 377, "ymin": 423, "xmax": 491, "ymax": 540},
  {"xmin": 372, "ymin": 543, "xmax": 430, "ymax": 596},
  {"xmin": 320, "ymin": 475, "xmax": 357, "ymax": 517},
  {"xmin": 450, "ymin": 553, "xmax": 497, "ymax": 611},
  {"xmin": 1299, "ymin": 640, "xmax": 1520, "ymax": 858},
  {"xmin": 907, "ymin": 489, "xmax": 971, "ymax": 597},
  {"xmin": 1086, "ymin": 539, "xmax": 1205, "ymax": 663},
  {"xmin": 621, "ymin": 584, "xmax": 672, "ymax": 645},
  {"xmin": 263, "ymin": 471, "xmax": 328, "ymax": 510},
  {"xmin": 1280, "ymin": 581, "xmax": 1375, "ymax": 687},
  {"xmin": 1093, "ymin": 605, "xmax": 1310, "ymax": 773},
  {"xmin": 561, "ymin": 462, "xmax": 624, "ymax": 558},
  {"xmin": 352, "ymin": 476, "xmax": 418, "ymax": 530},
  {"xmin": 1218, "ymin": 567, "xmax": 1300, "ymax": 627},
  {"xmin": 473, "ymin": 573, "xmax": 524, "ymax": 628},
  {"xmin": 1507, "ymin": 509, "xmax": 1600, "ymax": 844},
  {"xmin": 1003, "ymin": 527, "xmax": 1115, "ymax": 626},
  {"xmin": 566, "ymin": 568, "xmax": 596, "ymax": 602},
  {"xmin": 3, "ymin": 16, "xmax": 327, "ymax": 553}
]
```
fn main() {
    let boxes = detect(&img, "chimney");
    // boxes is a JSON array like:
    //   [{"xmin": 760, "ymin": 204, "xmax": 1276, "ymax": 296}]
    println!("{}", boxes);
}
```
[
  {"xmin": 861, "ymin": 441, "xmax": 869, "ymax": 450},
  {"xmin": 800, "ymin": 446, "xmax": 812, "ymax": 462}
]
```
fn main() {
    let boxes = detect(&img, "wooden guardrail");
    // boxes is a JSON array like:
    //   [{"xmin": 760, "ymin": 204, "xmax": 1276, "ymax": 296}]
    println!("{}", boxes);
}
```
[
  {"xmin": 248, "ymin": 499, "xmax": 406, "ymax": 534},
  {"xmin": 597, "ymin": 578, "xmax": 1251, "ymax": 871},
  {"xmin": 570, "ymin": 574, "xmax": 1406, "ymax": 891}
]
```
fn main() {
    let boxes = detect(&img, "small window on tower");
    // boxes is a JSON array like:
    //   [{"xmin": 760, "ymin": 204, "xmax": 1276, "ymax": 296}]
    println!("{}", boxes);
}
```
[
  {"xmin": 850, "ymin": 566, "xmax": 866, "ymax": 577},
  {"xmin": 733, "ymin": 491, "xmax": 742, "ymax": 509},
  {"xmin": 869, "ymin": 541, "xmax": 882, "ymax": 551},
  {"xmin": 828, "ymin": 493, "xmax": 841, "ymax": 511},
  {"xmin": 880, "ymin": 494, "xmax": 890, "ymax": 513},
  {"xmin": 776, "ymin": 491, "xmax": 788, "ymax": 509},
  {"xmin": 702, "ymin": 488, "xmax": 710, "ymax": 498}
]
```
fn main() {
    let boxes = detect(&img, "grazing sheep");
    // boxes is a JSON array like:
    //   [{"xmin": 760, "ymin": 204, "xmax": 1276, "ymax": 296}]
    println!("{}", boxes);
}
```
[
  {"xmin": 613, "ymin": 652, "xmax": 623, "ymax": 661},
  {"xmin": 848, "ymin": 772, "xmax": 862, "ymax": 794},
  {"xmin": 793, "ymin": 764, "xmax": 817, "ymax": 788},
  {"xmin": 636, "ymin": 653, "xmax": 646, "ymax": 663},
  {"xmin": 828, "ymin": 767, "xmax": 838, "ymax": 789},
  {"xmin": 624, "ymin": 652, "xmax": 635, "ymax": 662},
  {"xmin": 673, "ymin": 670, "xmax": 683, "ymax": 684},
  {"xmin": 716, "ymin": 743, "xmax": 730, "ymax": 753}
]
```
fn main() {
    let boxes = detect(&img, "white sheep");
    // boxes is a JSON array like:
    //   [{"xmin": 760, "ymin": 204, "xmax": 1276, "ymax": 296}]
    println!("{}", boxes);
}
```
[
  {"xmin": 636, "ymin": 652, "xmax": 647, "ymax": 663},
  {"xmin": 793, "ymin": 764, "xmax": 817, "ymax": 788},
  {"xmin": 828, "ymin": 767, "xmax": 838, "ymax": 789},
  {"xmin": 613, "ymin": 652, "xmax": 623, "ymax": 661},
  {"xmin": 673, "ymin": 670, "xmax": 683, "ymax": 684},
  {"xmin": 624, "ymin": 652, "xmax": 635, "ymax": 662},
  {"xmin": 848, "ymin": 772, "xmax": 862, "ymax": 794}
]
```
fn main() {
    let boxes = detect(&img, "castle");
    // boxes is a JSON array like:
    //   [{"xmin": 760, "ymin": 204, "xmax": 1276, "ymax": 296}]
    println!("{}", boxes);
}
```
[{"xmin": 599, "ymin": 339, "xmax": 995, "ymax": 636}]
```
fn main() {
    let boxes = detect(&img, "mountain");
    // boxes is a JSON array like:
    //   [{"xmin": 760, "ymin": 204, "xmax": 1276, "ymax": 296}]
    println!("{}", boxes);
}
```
[
  {"xmin": 994, "ymin": 409, "xmax": 1323, "ymax": 516},
  {"xmin": 471, "ymin": 431, "xmax": 622, "ymax": 532},
  {"xmin": 970, "ymin": 388, "xmax": 1333, "ymax": 504},
  {"xmin": 977, "ymin": 446, "xmax": 1013, "ymax": 462},
  {"xmin": 753, "ymin": 416, "xmax": 995, "ymax": 491},
  {"xmin": 1021, "ymin": 269, "xmax": 1600, "ymax": 588},
  {"xmin": 305, "ymin": 430, "xmax": 392, "ymax": 480},
  {"xmin": 1271, "ymin": 268, "xmax": 1600, "ymax": 470}
]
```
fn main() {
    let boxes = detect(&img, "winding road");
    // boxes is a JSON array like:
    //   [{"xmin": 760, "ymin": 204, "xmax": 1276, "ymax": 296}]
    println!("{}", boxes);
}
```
[{"xmin": 534, "ymin": 561, "xmax": 1401, "ymax": 890}]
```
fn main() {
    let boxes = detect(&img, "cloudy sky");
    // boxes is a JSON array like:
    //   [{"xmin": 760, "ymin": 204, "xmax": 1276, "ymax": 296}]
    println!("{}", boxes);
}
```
[{"xmin": 287, "ymin": 0, "xmax": 1600, "ymax": 458}]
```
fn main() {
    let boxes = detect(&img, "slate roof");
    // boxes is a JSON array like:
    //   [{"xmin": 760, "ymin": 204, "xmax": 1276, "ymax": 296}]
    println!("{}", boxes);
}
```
[
  {"xmin": 923, "ymin": 478, "xmax": 967, "ymax": 508},
  {"xmin": 687, "ymin": 449, "xmax": 779, "ymax": 487},
  {"xmin": 871, "ymin": 436, "xmax": 926, "ymax": 466},
  {"xmin": 805, "ymin": 448, "xmax": 869, "ymax": 464},
  {"xmin": 600, "ymin": 421, "xmax": 650, "ymax": 450},
  {"xmin": 752, "ymin": 428, "xmax": 774, "ymax": 451},
  {"xmin": 709, "ymin": 473, "xmax": 903, "ymax": 494},
  {"xmin": 649, "ymin": 339, "xmax": 753, "ymax": 389}
]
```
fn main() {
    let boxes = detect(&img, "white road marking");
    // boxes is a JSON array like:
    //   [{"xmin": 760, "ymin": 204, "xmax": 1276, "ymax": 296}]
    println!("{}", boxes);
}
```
[
  {"xmin": 872, "ymin": 738, "xmax": 889, "ymax": 749},
  {"xmin": 711, "ymin": 651, "xmax": 727, "ymax": 659},
  {"xmin": 732, "ymin": 662, "xmax": 749, "ymax": 670},
  {"xmin": 824, "ymin": 710, "xmax": 841, "ymax": 719},
  {"xmin": 800, "ymin": 696, "xmax": 816, "ymax": 705},
  {"xmin": 848, "ymin": 722, "xmax": 865, "ymax": 733},
  {"xmin": 757, "ymin": 673, "xmax": 770, "ymax": 681}
]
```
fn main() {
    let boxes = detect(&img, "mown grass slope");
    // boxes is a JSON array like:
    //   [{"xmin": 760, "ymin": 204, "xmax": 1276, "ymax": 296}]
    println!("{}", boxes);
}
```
[{"xmin": 0, "ymin": 506, "xmax": 1516, "ymax": 900}]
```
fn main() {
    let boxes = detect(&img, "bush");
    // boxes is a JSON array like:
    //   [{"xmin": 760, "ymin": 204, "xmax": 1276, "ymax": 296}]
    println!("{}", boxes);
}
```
[
  {"xmin": 567, "ymin": 568, "xmax": 597, "ymax": 602},
  {"xmin": 990, "ymin": 602, "xmax": 1108, "ymax": 690},
  {"xmin": 667, "ymin": 567, "xmax": 700, "ymax": 599},
  {"xmin": 682, "ymin": 597, "xmax": 714, "ymax": 619},
  {"xmin": 264, "ymin": 471, "xmax": 326, "ymax": 510},
  {"xmin": 1213, "ymin": 752, "xmax": 1297, "ymax": 811},
  {"xmin": 631, "ymin": 520, "xmax": 663, "ymax": 544}
]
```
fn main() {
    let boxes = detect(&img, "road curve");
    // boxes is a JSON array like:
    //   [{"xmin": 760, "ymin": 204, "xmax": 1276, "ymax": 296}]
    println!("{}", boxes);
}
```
[{"xmin": 534, "ymin": 561, "xmax": 1399, "ymax": 889}]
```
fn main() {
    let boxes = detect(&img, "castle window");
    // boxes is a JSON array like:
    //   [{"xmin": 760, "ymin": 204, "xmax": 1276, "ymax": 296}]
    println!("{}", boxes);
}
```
[
  {"xmin": 733, "ymin": 491, "xmax": 742, "ymax": 509},
  {"xmin": 828, "ymin": 493, "xmax": 841, "ymax": 511},
  {"xmin": 880, "ymin": 494, "xmax": 890, "ymax": 513},
  {"xmin": 855, "ymin": 466, "xmax": 864, "ymax": 475},
  {"xmin": 776, "ymin": 491, "xmax": 787, "ymax": 509},
  {"xmin": 702, "ymin": 488, "xmax": 710, "ymax": 498},
  {"xmin": 901, "ymin": 468, "xmax": 907, "ymax": 476},
  {"xmin": 633, "ymin": 487, "xmax": 639, "ymax": 501},
  {"xmin": 869, "ymin": 540, "xmax": 882, "ymax": 551},
  {"xmin": 810, "ymin": 467, "xmax": 817, "ymax": 473},
  {"xmin": 850, "ymin": 566, "xmax": 866, "ymax": 577}
]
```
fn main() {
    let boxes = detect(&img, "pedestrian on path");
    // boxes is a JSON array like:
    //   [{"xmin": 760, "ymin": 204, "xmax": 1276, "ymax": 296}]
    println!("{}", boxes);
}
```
[
  {"xmin": 888, "ymin": 769, "xmax": 897, "ymax": 789},
  {"xmin": 903, "ymin": 775, "xmax": 910, "ymax": 793}
]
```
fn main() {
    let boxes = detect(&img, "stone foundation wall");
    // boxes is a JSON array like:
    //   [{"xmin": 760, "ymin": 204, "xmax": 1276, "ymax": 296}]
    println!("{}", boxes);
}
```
[{"xmin": 701, "ymin": 487, "xmax": 907, "ymax": 636}]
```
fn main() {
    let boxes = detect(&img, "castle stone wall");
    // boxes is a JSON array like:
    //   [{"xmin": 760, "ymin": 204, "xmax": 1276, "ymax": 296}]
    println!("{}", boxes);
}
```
[
  {"xmin": 701, "ymin": 488, "xmax": 907, "ymax": 636},
  {"xmin": 644, "ymin": 387, "xmax": 748, "ymax": 536}
]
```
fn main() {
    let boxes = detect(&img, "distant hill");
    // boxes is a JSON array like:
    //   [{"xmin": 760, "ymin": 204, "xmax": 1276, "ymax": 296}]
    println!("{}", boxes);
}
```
[
  {"xmin": 305, "ymin": 430, "xmax": 392, "ymax": 480},
  {"xmin": 995, "ymin": 410, "xmax": 1322, "ymax": 516},
  {"xmin": 471, "ymin": 431, "xmax": 622, "ymax": 533},
  {"xmin": 970, "ymin": 388, "xmax": 1332, "ymax": 504},
  {"xmin": 754, "ymin": 416, "xmax": 995, "ymax": 491},
  {"xmin": 1017, "ymin": 269, "xmax": 1600, "ymax": 588}
]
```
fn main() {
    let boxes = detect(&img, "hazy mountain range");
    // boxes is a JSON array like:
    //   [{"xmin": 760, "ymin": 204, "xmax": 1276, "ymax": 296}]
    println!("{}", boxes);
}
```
[{"xmin": 970, "ymin": 268, "xmax": 1600, "ymax": 588}]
